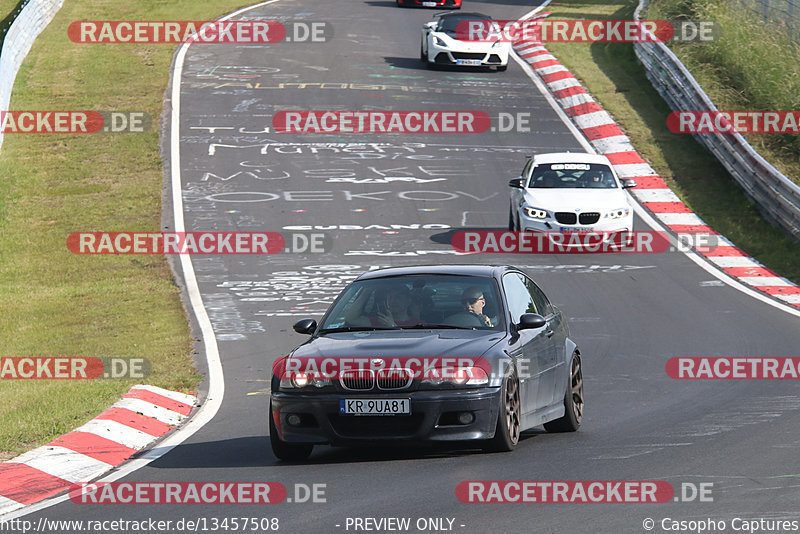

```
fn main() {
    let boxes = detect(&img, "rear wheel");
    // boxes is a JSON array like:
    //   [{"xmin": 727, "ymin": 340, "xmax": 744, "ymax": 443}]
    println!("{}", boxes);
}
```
[
  {"xmin": 544, "ymin": 352, "xmax": 583, "ymax": 432},
  {"xmin": 484, "ymin": 368, "xmax": 521, "ymax": 452},
  {"xmin": 269, "ymin": 403, "xmax": 313, "ymax": 461}
]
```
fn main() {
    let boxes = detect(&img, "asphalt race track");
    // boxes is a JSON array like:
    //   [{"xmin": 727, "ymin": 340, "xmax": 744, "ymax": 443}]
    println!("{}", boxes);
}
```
[{"xmin": 18, "ymin": 0, "xmax": 800, "ymax": 532}]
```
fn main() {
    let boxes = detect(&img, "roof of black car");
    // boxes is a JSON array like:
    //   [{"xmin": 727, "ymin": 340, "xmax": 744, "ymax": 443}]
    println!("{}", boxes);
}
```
[{"xmin": 356, "ymin": 264, "xmax": 513, "ymax": 280}]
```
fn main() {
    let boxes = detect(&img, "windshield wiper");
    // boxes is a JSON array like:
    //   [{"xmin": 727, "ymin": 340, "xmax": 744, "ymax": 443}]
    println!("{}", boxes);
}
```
[{"xmin": 317, "ymin": 326, "xmax": 396, "ymax": 334}]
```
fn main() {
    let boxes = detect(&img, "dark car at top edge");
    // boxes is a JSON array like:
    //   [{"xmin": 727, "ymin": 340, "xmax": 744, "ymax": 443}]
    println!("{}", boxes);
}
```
[{"xmin": 269, "ymin": 265, "xmax": 583, "ymax": 460}]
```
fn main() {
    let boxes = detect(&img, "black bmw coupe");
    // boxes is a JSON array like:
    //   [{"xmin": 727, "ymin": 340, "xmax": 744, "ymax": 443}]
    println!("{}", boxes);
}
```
[{"xmin": 269, "ymin": 264, "xmax": 582, "ymax": 460}]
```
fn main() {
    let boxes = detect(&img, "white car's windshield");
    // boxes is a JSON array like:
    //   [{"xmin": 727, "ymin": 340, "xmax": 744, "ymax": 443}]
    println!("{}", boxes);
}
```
[
  {"xmin": 528, "ymin": 163, "xmax": 618, "ymax": 189},
  {"xmin": 437, "ymin": 14, "xmax": 491, "ymax": 35}
]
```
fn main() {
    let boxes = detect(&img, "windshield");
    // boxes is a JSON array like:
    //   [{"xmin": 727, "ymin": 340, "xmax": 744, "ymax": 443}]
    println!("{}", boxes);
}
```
[
  {"xmin": 318, "ymin": 274, "xmax": 505, "ymax": 332},
  {"xmin": 437, "ymin": 15, "xmax": 491, "ymax": 35},
  {"xmin": 528, "ymin": 163, "xmax": 619, "ymax": 189}
]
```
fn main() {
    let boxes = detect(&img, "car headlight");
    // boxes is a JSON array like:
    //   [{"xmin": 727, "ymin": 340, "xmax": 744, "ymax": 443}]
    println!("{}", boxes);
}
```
[
  {"xmin": 281, "ymin": 372, "xmax": 332, "ymax": 389},
  {"xmin": 421, "ymin": 366, "xmax": 489, "ymax": 387},
  {"xmin": 523, "ymin": 206, "xmax": 548, "ymax": 220},
  {"xmin": 605, "ymin": 207, "xmax": 631, "ymax": 219},
  {"xmin": 434, "ymin": 36, "xmax": 446, "ymax": 47}
]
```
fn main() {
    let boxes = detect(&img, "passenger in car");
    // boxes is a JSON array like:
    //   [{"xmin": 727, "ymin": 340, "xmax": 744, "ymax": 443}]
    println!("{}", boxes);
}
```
[{"xmin": 345, "ymin": 286, "xmax": 422, "ymax": 327}]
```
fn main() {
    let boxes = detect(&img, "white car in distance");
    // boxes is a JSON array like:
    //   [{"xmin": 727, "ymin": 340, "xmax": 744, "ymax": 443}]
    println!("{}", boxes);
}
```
[
  {"xmin": 508, "ymin": 152, "xmax": 637, "ymax": 236},
  {"xmin": 421, "ymin": 12, "xmax": 510, "ymax": 70}
]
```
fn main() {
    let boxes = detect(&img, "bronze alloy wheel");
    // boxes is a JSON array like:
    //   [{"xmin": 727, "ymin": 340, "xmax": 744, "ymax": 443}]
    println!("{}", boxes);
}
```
[
  {"xmin": 544, "ymin": 352, "xmax": 583, "ymax": 433},
  {"xmin": 569, "ymin": 355, "xmax": 584, "ymax": 424},
  {"xmin": 504, "ymin": 374, "xmax": 521, "ymax": 445}
]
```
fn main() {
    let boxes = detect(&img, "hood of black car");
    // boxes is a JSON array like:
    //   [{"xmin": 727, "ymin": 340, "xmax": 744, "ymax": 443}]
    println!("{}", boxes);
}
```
[{"xmin": 290, "ymin": 330, "xmax": 505, "ymax": 360}]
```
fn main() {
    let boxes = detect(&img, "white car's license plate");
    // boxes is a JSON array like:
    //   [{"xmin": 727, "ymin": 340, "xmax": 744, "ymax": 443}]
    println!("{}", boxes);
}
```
[
  {"xmin": 456, "ymin": 59, "xmax": 482, "ymax": 66},
  {"xmin": 422, "ymin": 1, "xmax": 437, "ymax": 6},
  {"xmin": 559, "ymin": 226, "xmax": 593, "ymax": 232},
  {"xmin": 340, "ymin": 398, "xmax": 410, "ymax": 416}
]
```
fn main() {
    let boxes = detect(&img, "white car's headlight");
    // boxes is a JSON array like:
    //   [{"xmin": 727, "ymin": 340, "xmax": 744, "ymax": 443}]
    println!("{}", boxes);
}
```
[
  {"xmin": 605, "ymin": 207, "xmax": 631, "ymax": 219},
  {"xmin": 523, "ymin": 206, "xmax": 548, "ymax": 220},
  {"xmin": 434, "ymin": 36, "xmax": 446, "ymax": 47}
]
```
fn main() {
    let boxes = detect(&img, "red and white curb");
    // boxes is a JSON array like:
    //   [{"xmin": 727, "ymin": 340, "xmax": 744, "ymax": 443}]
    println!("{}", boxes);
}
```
[
  {"xmin": 0, "ymin": 385, "xmax": 197, "ymax": 516},
  {"xmin": 513, "ymin": 38, "xmax": 800, "ymax": 310}
]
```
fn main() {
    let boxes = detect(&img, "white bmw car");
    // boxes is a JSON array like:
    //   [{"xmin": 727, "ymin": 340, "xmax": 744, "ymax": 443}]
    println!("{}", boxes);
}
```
[
  {"xmin": 421, "ymin": 12, "xmax": 510, "ymax": 70},
  {"xmin": 508, "ymin": 152, "xmax": 637, "ymax": 235}
]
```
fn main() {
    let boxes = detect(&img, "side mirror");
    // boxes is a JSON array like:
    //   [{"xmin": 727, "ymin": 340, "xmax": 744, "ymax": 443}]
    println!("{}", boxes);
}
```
[
  {"xmin": 621, "ymin": 178, "xmax": 637, "ymax": 189},
  {"xmin": 293, "ymin": 319, "xmax": 317, "ymax": 335},
  {"xmin": 509, "ymin": 178, "xmax": 524, "ymax": 189},
  {"xmin": 517, "ymin": 313, "xmax": 546, "ymax": 330}
]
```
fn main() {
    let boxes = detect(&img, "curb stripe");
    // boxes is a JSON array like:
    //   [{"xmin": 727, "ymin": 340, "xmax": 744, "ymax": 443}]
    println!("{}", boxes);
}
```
[
  {"xmin": 131, "ymin": 385, "xmax": 196, "ymax": 406},
  {"xmin": 13, "ymin": 446, "xmax": 112, "ymax": 483},
  {"xmin": 75, "ymin": 419, "xmax": 157, "ymax": 450},
  {"xmin": 0, "ymin": 385, "xmax": 197, "ymax": 512},
  {"xmin": 123, "ymin": 388, "xmax": 193, "ymax": 416},
  {"xmin": 94, "ymin": 406, "xmax": 173, "ymax": 437},
  {"xmin": 49, "ymin": 432, "xmax": 138, "ymax": 466},
  {"xmin": 0, "ymin": 464, "xmax": 70, "ymax": 505},
  {"xmin": 605, "ymin": 151, "xmax": 647, "ymax": 165},
  {"xmin": 643, "ymin": 202, "xmax": 693, "ymax": 213}
]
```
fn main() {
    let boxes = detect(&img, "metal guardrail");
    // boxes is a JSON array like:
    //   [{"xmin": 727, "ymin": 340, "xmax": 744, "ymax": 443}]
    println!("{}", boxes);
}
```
[
  {"xmin": 0, "ymin": 0, "xmax": 30, "ymax": 51},
  {"xmin": 633, "ymin": 0, "xmax": 800, "ymax": 241},
  {"xmin": 0, "ymin": 0, "xmax": 64, "ymax": 153}
]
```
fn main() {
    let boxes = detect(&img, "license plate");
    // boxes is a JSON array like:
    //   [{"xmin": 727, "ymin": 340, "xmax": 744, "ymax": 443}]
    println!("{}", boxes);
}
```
[
  {"xmin": 456, "ymin": 59, "xmax": 482, "ymax": 66},
  {"xmin": 559, "ymin": 226, "xmax": 593, "ymax": 232},
  {"xmin": 422, "ymin": 1, "xmax": 437, "ymax": 5},
  {"xmin": 340, "ymin": 398, "xmax": 410, "ymax": 416}
]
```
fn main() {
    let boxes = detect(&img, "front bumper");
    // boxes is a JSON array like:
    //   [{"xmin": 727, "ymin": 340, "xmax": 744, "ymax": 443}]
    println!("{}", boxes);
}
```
[
  {"xmin": 402, "ymin": 0, "xmax": 460, "ymax": 6},
  {"xmin": 430, "ymin": 44, "xmax": 509, "ymax": 67},
  {"xmin": 519, "ymin": 211, "xmax": 633, "ymax": 234},
  {"xmin": 271, "ymin": 387, "xmax": 500, "ymax": 445}
]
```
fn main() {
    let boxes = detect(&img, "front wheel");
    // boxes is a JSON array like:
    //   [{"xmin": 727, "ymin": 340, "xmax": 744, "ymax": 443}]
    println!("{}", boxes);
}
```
[
  {"xmin": 420, "ymin": 45, "xmax": 427, "ymax": 62},
  {"xmin": 484, "ymin": 369, "xmax": 521, "ymax": 452},
  {"xmin": 544, "ymin": 352, "xmax": 583, "ymax": 432},
  {"xmin": 508, "ymin": 207, "xmax": 517, "ymax": 231},
  {"xmin": 496, "ymin": 64, "xmax": 507, "ymax": 71},
  {"xmin": 269, "ymin": 403, "xmax": 313, "ymax": 461}
]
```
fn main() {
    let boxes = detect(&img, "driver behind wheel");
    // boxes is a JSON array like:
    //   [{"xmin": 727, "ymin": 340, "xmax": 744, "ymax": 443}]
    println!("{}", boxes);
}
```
[{"xmin": 460, "ymin": 286, "xmax": 493, "ymax": 327}]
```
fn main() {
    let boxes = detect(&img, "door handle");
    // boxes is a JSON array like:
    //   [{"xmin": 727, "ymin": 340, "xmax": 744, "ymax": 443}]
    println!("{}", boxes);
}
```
[{"xmin": 545, "ymin": 329, "xmax": 555, "ymax": 338}]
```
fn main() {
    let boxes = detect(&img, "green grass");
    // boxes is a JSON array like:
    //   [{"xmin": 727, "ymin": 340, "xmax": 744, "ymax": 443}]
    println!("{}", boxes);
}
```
[
  {"xmin": 649, "ymin": 0, "xmax": 800, "ymax": 182},
  {"xmin": 0, "ymin": 0, "xmax": 251, "ymax": 459},
  {"xmin": 543, "ymin": 0, "xmax": 800, "ymax": 282}
]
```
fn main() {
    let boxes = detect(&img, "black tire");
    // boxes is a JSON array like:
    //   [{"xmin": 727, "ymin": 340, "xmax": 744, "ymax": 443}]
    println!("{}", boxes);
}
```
[
  {"xmin": 544, "ymin": 352, "xmax": 583, "ymax": 432},
  {"xmin": 508, "ymin": 207, "xmax": 516, "ymax": 231},
  {"xmin": 484, "ymin": 368, "xmax": 521, "ymax": 452},
  {"xmin": 497, "ymin": 64, "xmax": 507, "ymax": 71},
  {"xmin": 420, "ymin": 45, "xmax": 427, "ymax": 62},
  {"xmin": 269, "ymin": 402, "xmax": 313, "ymax": 461}
]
